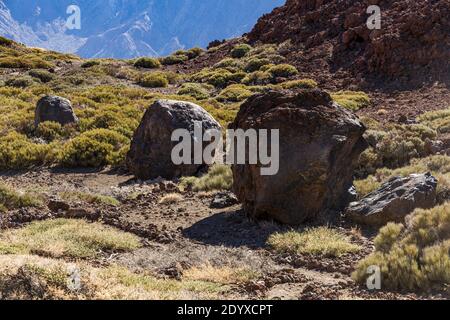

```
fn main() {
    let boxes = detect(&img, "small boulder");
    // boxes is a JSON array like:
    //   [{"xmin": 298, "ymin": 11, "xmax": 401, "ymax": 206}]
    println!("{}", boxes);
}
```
[
  {"xmin": 127, "ymin": 100, "xmax": 221, "ymax": 180},
  {"xmin": 35, "ymin": 95, "xmax": 78, "ymax": 128},
  {"xmin": 210, "ymin": 191, "xmax": 239, "ymax": 209},
  {"xmin": 231, "ymin": 89, "xmax": 367, "ymax": 225},
  {"xmin": 346, "ymin": 173, "xmax": 437, "ymax": 226}
]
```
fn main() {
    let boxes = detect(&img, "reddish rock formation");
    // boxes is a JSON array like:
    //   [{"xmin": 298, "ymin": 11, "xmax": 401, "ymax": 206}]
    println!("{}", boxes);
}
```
[{"xmin": 248, "ymin": 0, "xmax": 450, "ymax": 85}]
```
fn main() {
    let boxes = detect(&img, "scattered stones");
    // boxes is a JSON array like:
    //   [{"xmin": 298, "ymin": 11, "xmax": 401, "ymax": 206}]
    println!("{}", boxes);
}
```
[
  {"xmin": 231, "ymin": 89, "xmax": 367, "ymax": 225},
  {"xmin": 346, "ymin": 173, "xmax": 438, "ymax": 226},
  {"xmin": 35, "ymin": 95, "xmax": 78, "ymax": 128},
  {"xmin": 47, "ymin": 200, "xmax": 70, "ymax": 213},
  {"xmin": 127, "ymin": 100, "xmax": 222, "ymax": 180},
  {"xmin": 210, "ymin": 191, "xmax": 239, "ymax": 209}
]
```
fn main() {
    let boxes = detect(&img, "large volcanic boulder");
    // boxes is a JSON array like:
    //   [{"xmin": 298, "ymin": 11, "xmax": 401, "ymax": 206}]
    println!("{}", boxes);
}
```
[
  {"xmin": 35, "ymin": 96, "xmax": 78, "ymax": 128},
  {"xmin": 346, "ymin": 173, "xmax": 438, "ymax": 226},
  {"xmin": 230, "ymin": 89, "xmax": 367, "ymax": 225},
  {"xmin": 127, "ymin": 100, "xmax": 221, "ymax": 180}
]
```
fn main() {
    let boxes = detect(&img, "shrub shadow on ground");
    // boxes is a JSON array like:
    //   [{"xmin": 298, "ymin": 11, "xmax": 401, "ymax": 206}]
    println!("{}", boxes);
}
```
[{"xmin": 183, "ymin": 209, "xmax": 281, "ymax": 249}]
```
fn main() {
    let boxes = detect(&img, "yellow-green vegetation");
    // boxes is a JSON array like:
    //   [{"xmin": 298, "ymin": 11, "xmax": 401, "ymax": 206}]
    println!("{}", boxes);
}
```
[
  {"xmin": 191, "ymin": 68, "xmax": 246, "ymax": 88},
  {"xmin": 133, "ymin": 57, "xmax": 161, "ymax": 69},
  {"xmin": 177, "ymin": 83, "xmax": 213, "ymax": 100},
  {"xmin": 184, "ymin": 263, "xmax": 259, "ymax": 284},
  {"xmin": 279, "ymin": 79, "xmax": 318, "ymax": 90},
  {"xmin": 0, "ymin": 219, "xmax": 140, "ymax": 259},
  {"xmin": 216, "ymin": 84, "xmax": 254, "ymax": 102},
  {"xmin": 81, "ymin": 60, "xmax": 101, "ymax": 68},
  {"xmin": 331, "ymin": 91, "xmax": 371, "ymax": 111},
  {"xmin": 417, "ymin": 108, "xmax": 450, "ymax": 134},
  {"xmin": 59, "ymin": 191, "xmax": 120, "ymax": 207},
  {"xmin": 355, "ymin": 155, "xmax": 450, "ymax": 198},
  {"xmin": 160, "ymin": 53, "xmax": 188, "ymax": 66},
  {"xmin": 60, "ymin": 129, "xmax": 130, "ymax": 167},
  {"xmin": 268, "ymin": 227, "xmax": 361, "ymax": 257},
  {"xmin": 180, "ymin": 164, "xmax": 233, "ymax": 192},
  {"xmin": 231, "ymin": 44, "xmax": 252, "ymax": 58},
  {"xmin": 266, "ymin": 64, "xmax": 299, "ymax": 78},
  {"xmin": 5, "ymin": 76, "xmax": 36, "ymax": 88},
  {"xmin": 138, "ymin": 72, "xmax": 169, "ymax": 88},
  {"xmin": 0, "ymin": 255, "xmax": 224, "ymax": 300},
  {"xmin": 353, "ymin": 203, "xmax": 450, "ymax": 291},
  {"xmin": 28, "ymin": 69, "xmax": 55, "ymax": 83},
  {"xmin": 0, "ymin": 183, "xmax": 41, "ymax": 212}
]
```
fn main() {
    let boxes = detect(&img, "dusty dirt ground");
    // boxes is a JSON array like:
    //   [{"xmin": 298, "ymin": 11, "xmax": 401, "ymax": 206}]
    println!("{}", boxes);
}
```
[{"xmin": 1, "ymin": 168, "xmax": 447, "ymax": 300}]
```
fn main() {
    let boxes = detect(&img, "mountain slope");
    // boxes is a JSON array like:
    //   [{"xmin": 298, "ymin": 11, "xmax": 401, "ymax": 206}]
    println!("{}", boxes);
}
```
[{"xmin": 0, "ymin": 0, "xmax": 284, "ymax": 58}]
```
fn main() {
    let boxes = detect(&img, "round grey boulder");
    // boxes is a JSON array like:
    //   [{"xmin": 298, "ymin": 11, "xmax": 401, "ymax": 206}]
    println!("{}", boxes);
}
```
[
  {"xmin": 35, "ymin": 95, "xmax": 78, "ymax": 128},
  {"xmin": 127, "ymin": 99, "xmax": 222, "ymax": 180}
]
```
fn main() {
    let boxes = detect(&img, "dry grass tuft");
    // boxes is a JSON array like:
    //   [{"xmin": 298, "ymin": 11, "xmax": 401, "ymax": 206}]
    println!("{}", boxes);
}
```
[
  {"xmin": 159, "ymin": 193, "xmax": 183, "ymax": 205},
  {"xmin": 0, "ymin": 219, "xmax": 140, "ymax": 259},
  {"xmin": 268, "ymin": 227, "xmax": 361, "ymax": 257}
]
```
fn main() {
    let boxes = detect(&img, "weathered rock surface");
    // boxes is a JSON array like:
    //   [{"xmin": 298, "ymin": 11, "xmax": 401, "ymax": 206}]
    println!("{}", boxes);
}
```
[
  {"xmin": 35, "ymin": 96, "xmax": 78, "ymax": 128},
  {"xmin": 127, "ymin": 99, "xmax": 221, "ymax": 180},
  {"xmin": 346, "ymin": 173, "xmax": 438, "ymax": 226},
  {"xmin": 231, "ymin": 89, "xmax": 367, "ymax": 225},
  {"xmin": 210, "ymin": 191, "xmax": 239, "ymax": 209}
]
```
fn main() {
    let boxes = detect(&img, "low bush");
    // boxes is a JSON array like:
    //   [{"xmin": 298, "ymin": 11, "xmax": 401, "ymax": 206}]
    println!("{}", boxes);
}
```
[
  {"xmin": 186, "ymin": 47, "xmax": 204, "ymax": 59},
  {"xmin": 5, "ymin": 76, "xmax": 35, "ymax": 88},
  {"xmin": 160, "ymin": 54, "xmax": 188, "ymax": 66},
  {"xmin": 60, "ymin": 129, "xmax": 129, "ymax": 167},
  {"xmin": 81, "ymin": 60, "xmax": 101, "ymax": 68},
  {"xmin": 191, "ymin": 68, "xmax": 245, "ymax": 88},
  {"xmin": 138, "ymin": 73, "xmax": 169, "ymax": 88},
  {"xmin": 177, "ymin": 83, "xmax": 212, "ymax": 100},
  {"xmin": 280, "ymin": 79, "xmax": 318, "ymax": 89},
  {"xmin": 244, "ymin": 58, "xmax": 271, "ymax": 72},
  {"xmin": 241, "ymin": 71, "xmax": 271, "ymax": 86},
  {"xmin": 353, "ymin": 203, "xmax": 450, "ymax": 292},
  {"xmin": 231, "ymin": 44, "xmax": 252, "ymax": 58},
  {"xmin": 216, "ymin": 84, "xmax": 253, "ymax": 102},
  {"xmin": 133, "ymin": 57, "xmax": 161, "ymax": 69},
  {"xmin": 267, "ymin": 64, "xmax": 299, "ymax": 78},
  {"xmin": 331, "ymin": 91, "xmax": 371, "ymax": 111},
  {"xmin": 28, "ymin": 69, "xmax": 54, "ymax": 83}
]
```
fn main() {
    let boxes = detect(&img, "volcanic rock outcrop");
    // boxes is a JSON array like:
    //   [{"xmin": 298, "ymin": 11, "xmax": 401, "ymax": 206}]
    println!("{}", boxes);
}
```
[
  {"xmin": 127, "ymin": 100, "xmax": 221, "ymax": 180},
  {"xmin": 230, "ymin": 89, "xmax": 367, "ymax": 225},
  {"xmin": 248, "ymin": 0, "xmax": 450, "ymax": 84},
  {"xmin": 346, "ymin": 173, "xmax": 438, "ymax": 226}
]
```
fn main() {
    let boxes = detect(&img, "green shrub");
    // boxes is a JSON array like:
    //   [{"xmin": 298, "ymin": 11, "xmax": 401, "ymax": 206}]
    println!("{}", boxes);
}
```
[
  {"xmin": 214, "ymin": 58, "xmax": 242, "ymax": 69},
  {"xmin": 331, "ymin": 91, "xmax": 371, "ymax": 111},
  {"xmin": 231, "ymin": 44, "xmax": 252, "ymax": 58},
  {"xmin": 36, "ymin": 121, "xmax": 65, "ymax": 141},
  {"xmin": 180, "ymin": 165, "xmax": 233, "ymax": 192},
  {"xmin": 217, "ymin": 84, "xmax": 253, "ymax": 102},
  {"xmin": 81, "ymin": 60, "xmax": 101, "ymax": 68},
  {"xmin": 418, "ymin": 108, "xmax": 450, "ymax": 134},
  {"xmin": 241, "ymin": 71, "xmax": 271, "ymax": 85},
  {"xmin": 280, "ymin": 79, "xmax": 318, "ymax": 89},
  {"xmin": 0, "ymin": 132, "xmax": 56, "ymax": 169},
  {"xmin": 28, "ymin": 69, "xmax": 54, "ymax": 83},
  {"xmin": 267, "ymin": 64, "xmax": 299, "ymax": 78},
  {"xmin": 60, "ymin": 129, "xmax": 129, "ymax": 167},
  {"xmin": 5, "ymin": 76, "xmax": 35, "ymax": 88},
  {"xmin": 191, "ymin": 68, "xmax": 246, "ymax": 88},
  {"xmin": 133, "ymin": 57, "xmax": 161, "ymax": 69},
  {"xmin": 160, "ymin": 54, "xmax": 188, "ymax": 65},
  {"xmin": 0, "ymin": 55, "xmax": 52, "ymax": 69},
  {"xmin": 244, "ymin": 58, "xmax": 271, "ymax": 72},
  {"xmin": 138, "ymin": 73, "xmax": 169, "ymax": 88},
  {"xmin": 353, "ymin": 203, "xmax": 450, "ymax": 292},
  {"xmin": 187, "ymin": 47, "xmax": 204, "ymax": 59},
  {"xmin": 177, "ymin": 83, "xmax": 212, "ymax": 100}
]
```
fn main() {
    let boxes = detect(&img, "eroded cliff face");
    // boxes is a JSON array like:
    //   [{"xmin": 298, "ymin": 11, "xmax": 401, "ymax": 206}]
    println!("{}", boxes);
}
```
[{"xmin": 249, "ymin": 0, "xmax": 450, "ymax": 84}]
